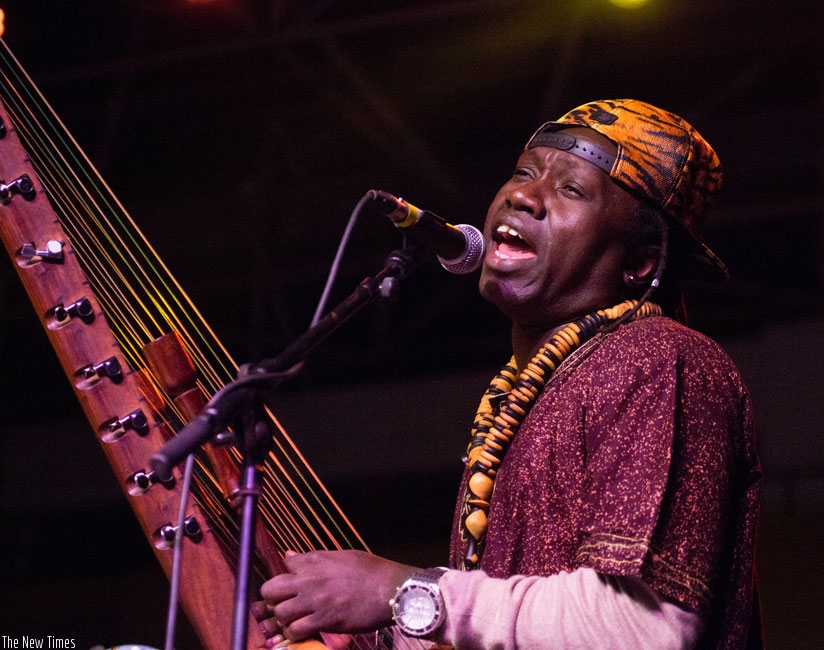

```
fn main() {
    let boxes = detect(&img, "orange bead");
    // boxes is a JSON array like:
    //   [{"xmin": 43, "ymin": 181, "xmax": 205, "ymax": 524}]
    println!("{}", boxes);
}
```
[
  {"xmin": 507, "ymin": 402, "xmax": 527, "ymax": 417},
  {"xmin": 498, "ymin": 411, "xmax": 519, "ymax": 427},
  {"xmin": 523, "ymin": 366, "xmax": 545, "ymax": 385},
  {"xmin": 484, "ymin": 437, "xmax": 504, "ymax": 452},
  {"xmin": 469, "ymin": 472, "xmax": 494, "ymax": 500},
  {"xmin": 464, "ymin": 509, "xmax": 488, "ymax": 538},
  {"xmin": 515, "ymin": 385, "xmax": 538, "ymax": 401},
  {"xmin": 552, "ymin": 337, "xmax": 571, "ymax": 355},
  {"xmin": 558, "ymin": 327, "xmax": 580, "ymax": 347},
  {"xmin": 479, "ymin": 449, "xmax": 499, "ymax": 465}
]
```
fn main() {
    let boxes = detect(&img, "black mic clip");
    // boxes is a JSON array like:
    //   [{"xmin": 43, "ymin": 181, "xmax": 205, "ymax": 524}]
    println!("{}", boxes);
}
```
[{"xmin": 368, "ymin": 189, "xmax": 485, "ymax": 275}]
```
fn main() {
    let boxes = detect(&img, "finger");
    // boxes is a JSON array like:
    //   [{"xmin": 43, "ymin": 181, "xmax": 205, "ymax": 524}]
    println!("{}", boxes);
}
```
[
  {"xmin": 251, "ymin": 600, "xmax": 273, "ymax": 622},
  {"xmin": 281, "ymin": 550, "xmax": 305, "ymax": 572},
  {"xmin": 271, "ymin": 597, "xmax": 314, "ymax": 632},
  {"xmin": 280, "ymin": 613, "xmax": 318, "ymax": 643},
  {"xmin": 260, "ymin": 573, "xmax": 299, "ymax": 602},
  {"xmin": 257, "ymin": 615, "xmax": 281, "ymax": 640}
]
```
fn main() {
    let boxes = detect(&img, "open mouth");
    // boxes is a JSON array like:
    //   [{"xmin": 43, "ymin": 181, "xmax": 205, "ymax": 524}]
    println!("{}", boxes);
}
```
[{"xmin": 493, "ymin": 224, "xmax": 536, "ymax": 259}]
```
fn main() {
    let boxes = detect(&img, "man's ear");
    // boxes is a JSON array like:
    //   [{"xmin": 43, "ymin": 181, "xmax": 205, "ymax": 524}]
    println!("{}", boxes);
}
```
[{"xmin": 623, "ymin": 245, "xmax": 661, "ymax": 288}]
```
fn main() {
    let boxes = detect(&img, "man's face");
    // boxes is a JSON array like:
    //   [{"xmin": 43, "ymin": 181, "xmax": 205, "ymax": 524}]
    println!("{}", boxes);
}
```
[{"xmin": 479, "ymin": 128, "xmax": 637, "ymax": 327}]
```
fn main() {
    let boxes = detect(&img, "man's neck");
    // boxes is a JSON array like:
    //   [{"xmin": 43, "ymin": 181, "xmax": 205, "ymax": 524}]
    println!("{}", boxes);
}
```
[
  {"xmin": 509, "ymin": 298, "xmax": 630, "ymax": 371},
  {"xmin": 511, "ymin": 322, "xmax": 568, "ymax": 372}
]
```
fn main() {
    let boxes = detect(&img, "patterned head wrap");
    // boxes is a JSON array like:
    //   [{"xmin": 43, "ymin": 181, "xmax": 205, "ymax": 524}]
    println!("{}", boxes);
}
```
[{"xmin": 526, "ymin": 99, "xmax": 727, "ymax": 282}]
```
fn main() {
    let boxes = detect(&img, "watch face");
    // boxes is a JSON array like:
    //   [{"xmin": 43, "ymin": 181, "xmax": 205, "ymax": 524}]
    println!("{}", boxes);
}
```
[{"xmin": 397, "ymin": 585, "xmax": 439, "ymax": 633}]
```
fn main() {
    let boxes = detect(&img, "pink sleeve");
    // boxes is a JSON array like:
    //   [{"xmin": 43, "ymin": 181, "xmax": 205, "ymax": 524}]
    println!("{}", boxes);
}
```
[{"xmin": 421, "ymin": 567, "xmax": 704, "ymax": 650}]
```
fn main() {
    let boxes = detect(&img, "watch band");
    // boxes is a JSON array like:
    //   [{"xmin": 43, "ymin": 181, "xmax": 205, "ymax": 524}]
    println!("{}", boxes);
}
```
[{"xmin": 417, "ymin": 567, "xmax": 448, "ymax": 583}]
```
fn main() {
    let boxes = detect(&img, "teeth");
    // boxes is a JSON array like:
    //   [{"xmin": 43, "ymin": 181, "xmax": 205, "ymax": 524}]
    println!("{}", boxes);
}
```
[{"xmin": 496, "ymin": 225, "xmax": 523, "ymax": 239}]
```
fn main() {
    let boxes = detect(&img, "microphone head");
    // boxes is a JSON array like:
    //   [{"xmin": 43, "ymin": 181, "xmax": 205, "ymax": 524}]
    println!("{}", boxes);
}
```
[{"xmin": 438, "ymin": 223, "xmax": 485, "ymax": 274}]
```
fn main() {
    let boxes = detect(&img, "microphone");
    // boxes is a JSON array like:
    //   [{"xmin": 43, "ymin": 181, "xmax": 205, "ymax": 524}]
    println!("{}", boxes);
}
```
[{"xmin": 370, "ymin": 189, "xmax": 485, "ymax": 274}]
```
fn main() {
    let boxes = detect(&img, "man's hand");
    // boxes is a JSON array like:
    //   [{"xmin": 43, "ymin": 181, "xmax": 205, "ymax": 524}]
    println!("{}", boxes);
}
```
[{"xmin": 258, "ymin": 549, "xmax": 418, "ymax": 644}]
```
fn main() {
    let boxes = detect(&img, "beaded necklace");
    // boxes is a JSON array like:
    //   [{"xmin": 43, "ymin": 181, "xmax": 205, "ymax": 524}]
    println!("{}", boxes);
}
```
[{"xmin": 460, "ymin": 299, "xmax": 663, "ymax": 570}]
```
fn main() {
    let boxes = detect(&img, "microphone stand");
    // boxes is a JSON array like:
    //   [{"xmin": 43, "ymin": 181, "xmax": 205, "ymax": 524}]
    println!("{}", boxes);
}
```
[
  {"xmin": 231, "ymin": 401, "xmax": 274, "ymax": 650},
  {"xmin": 148, "ymin": 246, "xmax": 420, "ymax": 650}
]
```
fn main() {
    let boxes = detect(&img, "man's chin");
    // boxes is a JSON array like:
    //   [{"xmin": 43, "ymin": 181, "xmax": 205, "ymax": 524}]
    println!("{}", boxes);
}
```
[{"xmin": 480, "ymin": 274, "xmax": 524, "ymax": 318}]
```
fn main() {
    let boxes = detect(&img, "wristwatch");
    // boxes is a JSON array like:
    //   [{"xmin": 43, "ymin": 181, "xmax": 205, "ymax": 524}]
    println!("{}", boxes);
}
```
[{"xmin": 389, "ymin": 567, "xmax": 448, "ymax": 637}]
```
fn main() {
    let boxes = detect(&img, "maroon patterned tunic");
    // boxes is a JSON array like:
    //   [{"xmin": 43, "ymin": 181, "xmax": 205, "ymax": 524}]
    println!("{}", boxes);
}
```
[{"xmin": 450, "ymin": 316, "xmax": 762, "ymax": 649}]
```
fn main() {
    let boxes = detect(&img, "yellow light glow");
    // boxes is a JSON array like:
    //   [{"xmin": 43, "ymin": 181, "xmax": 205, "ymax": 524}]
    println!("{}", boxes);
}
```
[
  {"xmin": 608, "ymin": 0, "xmax": 651, "ymax": 8},
  {"xmin": 0, "ymin": 9, "xmax": 5, "ymax": 37}
]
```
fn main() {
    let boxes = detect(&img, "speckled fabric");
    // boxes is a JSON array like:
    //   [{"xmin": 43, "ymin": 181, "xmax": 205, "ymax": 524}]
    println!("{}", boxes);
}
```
[{"xmin": 449, "ymin": 316, "xmax": 762, "ymax": 649}]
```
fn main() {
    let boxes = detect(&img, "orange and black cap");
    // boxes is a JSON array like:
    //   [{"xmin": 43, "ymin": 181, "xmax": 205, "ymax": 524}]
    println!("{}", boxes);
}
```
[{"xmin": 526, "ymin": 99, "xmax": 728, "ymax": 282}]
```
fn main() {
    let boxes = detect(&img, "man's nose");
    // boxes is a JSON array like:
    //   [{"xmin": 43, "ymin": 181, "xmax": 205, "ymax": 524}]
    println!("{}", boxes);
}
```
[{"xmin": 505, "ymin": 182, "xmax": 545, "ymax": 219}]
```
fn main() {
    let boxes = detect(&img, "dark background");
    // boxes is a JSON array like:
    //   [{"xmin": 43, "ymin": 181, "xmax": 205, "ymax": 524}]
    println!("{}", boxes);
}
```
[{"xmin": 0, "ymin": 1, "xmax": 822, "ymax": 648}]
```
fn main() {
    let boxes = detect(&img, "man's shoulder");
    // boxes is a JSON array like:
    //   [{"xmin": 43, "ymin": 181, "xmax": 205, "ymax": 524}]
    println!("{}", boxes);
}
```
[
  {"xmin": 600, "ymin": 315, "xmax": 738, "ymax": 373},
  {"xmin": 613, "ymin": 315, "xmax": 719, "ymax": 350}
]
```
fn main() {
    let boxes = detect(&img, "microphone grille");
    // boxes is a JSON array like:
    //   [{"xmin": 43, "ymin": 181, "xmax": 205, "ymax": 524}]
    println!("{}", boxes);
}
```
[{"xmin": 438, "ymin": 224, "xmax": 485, "ymax": 275}]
